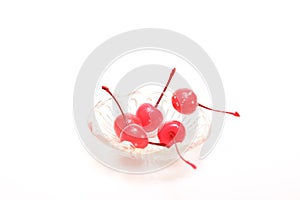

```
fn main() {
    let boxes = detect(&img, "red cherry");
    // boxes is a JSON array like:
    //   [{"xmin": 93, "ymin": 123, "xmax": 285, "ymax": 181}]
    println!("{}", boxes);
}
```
[
  {"xmin": 136, "ymin": 68, "xmax": 176, "ymax": 132},
  {"xmin": 158, "ymin": 120, "xmax": 196, "ymax": 169},
  {"xmin": 120, "ymin": 124, "xmax": 148, "ymax": 148},
  {"xmin": 172, "ymin": 88, "xmax": 240, "ymax": 117},
  {"xmin": 157, "ymin": 121, "xmax": 185, "ymax": 148},
  {"xmin": 102, "ymin": 86, "xmax": 149, "ymax": 148},
  {"xmin": 136, "ymin": 103, "xmax": 163, "ymax": 132},
  {"xmin": 172, "ymin": 88, "xmax": 198, "ymax": 114},
  {"xmin": 113, "ymin": 113, "xmax": 142, "ymax": 137}
]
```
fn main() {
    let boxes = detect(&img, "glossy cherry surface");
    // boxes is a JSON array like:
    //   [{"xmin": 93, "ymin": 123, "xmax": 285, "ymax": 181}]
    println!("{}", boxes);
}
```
[
  {"xmin": 113, "ymin": 113, "xmax": 142, "ymax": 137},
  {"xmin": 172, "ymin": 88, "xmax": 198, "ymax": 114},
  {"xmin": 157, "ymin": 120, "xmax": 185, "ymax": 148},
  {"xmin": 136, "ymin": 103, "xmax": 163, "ymax": 132},
  {"xmin": 120, "ymin": 124, "xmax": 148, "ymax": 148}
]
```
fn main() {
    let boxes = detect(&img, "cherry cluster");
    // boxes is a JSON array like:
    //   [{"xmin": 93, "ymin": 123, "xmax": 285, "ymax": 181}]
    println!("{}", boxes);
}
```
[{"xmin": 101, "ymin": 68, "xmax": 239, "ymax": 169}]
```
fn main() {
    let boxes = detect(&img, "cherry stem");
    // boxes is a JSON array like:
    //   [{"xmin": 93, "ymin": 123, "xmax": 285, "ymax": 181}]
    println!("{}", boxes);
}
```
[
  {"xmin": 197, "ymin": 103, "xmax": 240, "ymax": 117},
  {"xmin": 148, "ymin": 140, "xmax": 197, "ymax": 169},
  {"xmin": 174, "ymin": 140, "xmax": 197, "ymax": 169},
  {"xmin": 148, "ymin": 141, "xmax": 167, "ymax": 147},
  {"xmin": 155, "ymin": 68, "xmax": 176, "ymax": 108},
  {"xmin": 102, "ymin": 86, "xmax": 128, "ymax": 125}
]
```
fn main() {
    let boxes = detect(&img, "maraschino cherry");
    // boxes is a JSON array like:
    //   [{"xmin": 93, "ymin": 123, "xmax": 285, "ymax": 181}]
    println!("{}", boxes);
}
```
[
  {"xmin": 172, "ymin": 88, "xmax": 240, "ymax": 116},
  {"xmin": 113, "ymin": 114, "xmax": 141, "ymax": 137},
  {"xmin": 157, "ymin": 121, "xmax": 185, "ymax": 148},
  {"xmin": 158, "ymin": 121, "xmax": 196, "ymax": 169},
  {"xmin": 136, "ymin": 68, "xmax": 176, "ymax": 132}
]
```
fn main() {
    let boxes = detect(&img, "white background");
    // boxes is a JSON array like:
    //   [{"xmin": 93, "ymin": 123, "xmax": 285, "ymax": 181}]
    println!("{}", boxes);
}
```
[{"xmin": 1, "ymin": 1, "xmax": 299, "ymax": 199}]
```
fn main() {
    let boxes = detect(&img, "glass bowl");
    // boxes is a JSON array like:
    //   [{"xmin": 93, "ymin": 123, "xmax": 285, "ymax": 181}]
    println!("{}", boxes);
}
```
[{"xmin": 87, "ymin": 90, "xmax": 210, "ymax": 163}]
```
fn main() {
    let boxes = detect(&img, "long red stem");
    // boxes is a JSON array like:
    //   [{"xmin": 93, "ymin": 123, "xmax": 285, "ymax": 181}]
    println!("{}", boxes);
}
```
[
  {"xmin": 102, "ymin": 86, "xmax": 128, "ymax": 125},
  {"xmin": 149, "ymin": 140, "xmax": 197, "ymax": 169},
  {"xmin": 155, "ymin": 68, "xmax": 176, "ymax": 108},
  {"xmin": 174, "ymin": 140, "xmax": 197, "ymax": 169},
  {"xmin": 198, "ymin": 103, "xmax": 240, "ymax": 117}
]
